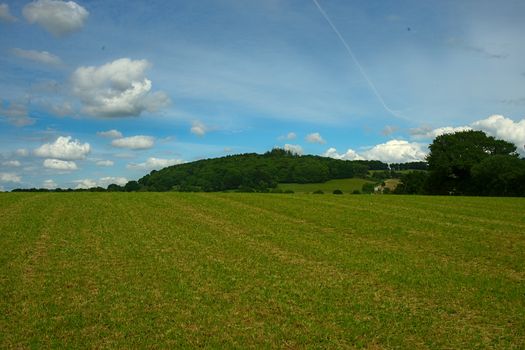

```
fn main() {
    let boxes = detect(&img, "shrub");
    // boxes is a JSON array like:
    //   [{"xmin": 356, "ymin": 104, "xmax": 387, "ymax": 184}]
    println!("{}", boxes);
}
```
[
  {"xmin": 312, "ymin": 190, "xmax": 324, "ymax": 194},
  {"xmin": 352, "ymin": 190, "xmax": 361, "ymax": 194},
  {"xmin": 333, "ymin": 189, "xmax": 343, "ymax": 195}
]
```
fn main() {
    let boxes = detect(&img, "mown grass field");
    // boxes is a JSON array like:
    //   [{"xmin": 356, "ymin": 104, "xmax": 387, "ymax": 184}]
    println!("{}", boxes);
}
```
[
  {"xmin": 1, "ymin": 193, "xmax": 524, "ymax": 348},
  {"xmin": 278, "ymin": 178, "xmax": 373, "ymax": 193}
]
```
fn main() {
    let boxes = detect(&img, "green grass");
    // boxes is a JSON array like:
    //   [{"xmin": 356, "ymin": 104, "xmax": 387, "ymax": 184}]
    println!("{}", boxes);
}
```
[
  {"xmin": 278, "ymin": 178, "xmax": 373, "ymax": 193},
  {"xmin": 1, "ymin": 193, "xmax": 524, "ymax": 348}
]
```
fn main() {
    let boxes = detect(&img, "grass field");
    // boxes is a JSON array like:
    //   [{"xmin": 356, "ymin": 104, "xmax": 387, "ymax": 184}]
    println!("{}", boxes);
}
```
[
  {"xmin": 278, "ymin": 178, "xmax": 373, "ymax": 193},
  {"xmin": 1, "ymin": 193, "xmax": 524, "ymax": 348}
]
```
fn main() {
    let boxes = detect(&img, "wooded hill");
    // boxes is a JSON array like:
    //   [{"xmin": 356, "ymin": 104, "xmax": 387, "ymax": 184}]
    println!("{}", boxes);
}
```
[{"xmin": 135, "ymin": 148, "xmax": 396, "ymax": 192}]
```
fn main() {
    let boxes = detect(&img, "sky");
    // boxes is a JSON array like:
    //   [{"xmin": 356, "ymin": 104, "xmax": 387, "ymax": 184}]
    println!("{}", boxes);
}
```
[{"xmin": 1, "ymin": 0, "xmax": 525, "ymax": 191}]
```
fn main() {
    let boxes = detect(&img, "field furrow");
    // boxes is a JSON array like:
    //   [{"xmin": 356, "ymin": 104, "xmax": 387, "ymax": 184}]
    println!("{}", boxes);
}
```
[{"xmin": 0, "ymin": 193, "xmax": 524, "ymax": 349}]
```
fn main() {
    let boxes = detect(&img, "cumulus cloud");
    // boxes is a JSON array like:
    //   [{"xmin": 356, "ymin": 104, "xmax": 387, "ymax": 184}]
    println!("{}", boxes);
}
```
[
  {"xmin": 71, "ymin": 58, "xmax": 169, "ymax": 118},
  {"xmin": 111, "ymin": 135, "xmax": 154, "ymax": 150},
  {"xmin": 98, "ymin": 176, "xmax": 128, "ymax": 187},
  {"xmin": 42, "ymin": 179, "xmax": 57, "ymax": 189},
  {"xmin": 43, "ymin": 158, "xmax": 78, "ymax": 170},
  {"xmin": 411, "ymin": 115, "xmax": 525, "ymax": 154},
  {"xmin": 127, "ymin": 157, "xmax": 183, "ymax": 170},
  {"xmin": 471, "ymin": 115, "xmax": 525, "ymax": 152},
  {"xmin": 74, "ymin": 178, "xmax": 96, "ymax": 189},
  {"xmin": 284, "ymin": 144, "xmax": 303, "ymax": 155},
  {"xmin": 411, "ymin": 125, "xmax": 472, "ymax": 139},
  {"xmin": 0, "ymin": 3, "xmax": 17, "ymax": 22},
  {"xmin": 97, "ymin": 129, "xmax": 123, "ymax": 138},
  {"xmin": 34, "ymin": 136, "xmax": 90, "ymax": 160},
  {"xmin": 362, "ymin": 140, "xmax": 427, "ymax": 163},
  {"xmin": 190, "ymin": 121, "xmax": 208, "ymax": 136},
  {"xmin": 305, "ymin": 132, "xmax": 326, "ymax": 144},
  {"xmin": 2, "ymin": 160, "xmax": 21, "ymax": 167},
  {"xmin": 325, "ymin": 141, "xmax": 426, "ymax": 163},
  {"xmin": 74, "ymin": 177, "xmax": 128, "ymax": 189},
  {"xmin": 23, "ymin": 0, "xmax": 88, "ymax": 36},
  {"xmin": 96, "ymin": 160, "xmax": 114, "ymax": 167},
  {"xmin": 0, "ymin": 102, "xmax": 36, "ymax": 127},
  {"xmin": 16, "ymin": 149, "xmax": 29, "ymax": 157},
  {"xmin": 0, "ymin": 172, "xmax": 21, "ymax": 183},
  {"xmin": 323, "ymin": 147, "xmax": 364, "ymax": 161},
  {"xmin": 11, "ymin": 48, "xmax": 62, "ymax": 65}
]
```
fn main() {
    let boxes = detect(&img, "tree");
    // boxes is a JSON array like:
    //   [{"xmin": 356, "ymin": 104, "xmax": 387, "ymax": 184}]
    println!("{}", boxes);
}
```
[
  {"xmin": 471, "ymin": 155, "xmax": 525, "ymax": 196},
  {"xmin": 426, "ymin": 130, "xmax": 518, "ymax": 195},
  {"xmin": 394, "ymin": 171, "xmax": 429, "ymax": 194},
  {"xmin": 124, "ymin": 180, "xmax": 141, "ymax": 192}
]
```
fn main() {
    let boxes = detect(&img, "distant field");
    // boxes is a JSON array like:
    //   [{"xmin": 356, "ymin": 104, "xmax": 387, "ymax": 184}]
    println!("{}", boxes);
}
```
[
  {"xmin": 1, "ymin": 193, "xmax": 524, "ymax": 348},
  {"xmin": 278, "ymin": 178, "xmax": 373, "ymax": 193}
]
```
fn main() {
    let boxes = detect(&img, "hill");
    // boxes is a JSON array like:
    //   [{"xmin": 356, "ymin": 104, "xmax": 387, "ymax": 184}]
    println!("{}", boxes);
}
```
[{"xmin": 136, "ymin": 148, "xmax": 390, "ymax": 192}]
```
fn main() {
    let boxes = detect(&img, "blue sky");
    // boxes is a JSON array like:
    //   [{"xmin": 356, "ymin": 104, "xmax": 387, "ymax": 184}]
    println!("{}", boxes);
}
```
[{"xmin": 1, "ymin": 0, "xmax": 524, "ymax": 190}]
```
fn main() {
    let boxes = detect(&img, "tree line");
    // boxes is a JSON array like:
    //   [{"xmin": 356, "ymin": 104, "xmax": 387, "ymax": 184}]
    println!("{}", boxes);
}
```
[{"xmin": 394, "ymin": 130, "xmax": 525, "ymax": 196}]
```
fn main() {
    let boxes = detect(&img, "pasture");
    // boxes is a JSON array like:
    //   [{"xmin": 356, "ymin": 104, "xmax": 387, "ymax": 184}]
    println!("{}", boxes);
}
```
[{"xmin": 1, "ymin": 193, "xmax": 524, "ymax": 348}]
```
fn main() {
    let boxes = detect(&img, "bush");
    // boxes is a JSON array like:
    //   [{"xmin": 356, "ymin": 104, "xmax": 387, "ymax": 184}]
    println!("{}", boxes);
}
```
[
  {"xmin": 312, "ymin": 190, "xmax": 324, "ymax": 194},
  {"xmin": 332, "ymin": 189, "xmax": 343, "ymax": 195},
  {"xmin": 361, "ymin": 183, "xmax": 376, "ymax": 194},
  {"xmin": 352, "ymin": 190, "xmax": 361, "ymax": 194}
]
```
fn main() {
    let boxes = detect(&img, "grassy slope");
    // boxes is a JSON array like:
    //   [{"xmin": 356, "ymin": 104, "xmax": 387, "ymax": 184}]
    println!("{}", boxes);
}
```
[
  {"xmin": 0, "ymin": 193, "xmax": 524, "ymax": 348},
  {"xmin": 278, "ymin": 178, "xmax": 373, "ymax": 193}
]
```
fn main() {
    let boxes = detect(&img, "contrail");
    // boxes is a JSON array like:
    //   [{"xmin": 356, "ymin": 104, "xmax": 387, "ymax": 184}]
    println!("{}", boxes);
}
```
[{"xmin": 311, "ymin": 0, "xmax": 402, "ymax": 118}]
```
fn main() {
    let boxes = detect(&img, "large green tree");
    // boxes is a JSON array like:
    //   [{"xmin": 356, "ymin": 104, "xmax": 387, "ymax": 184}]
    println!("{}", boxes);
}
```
[{"xmin": 426, "ymin": 130, "xmax": 518, "ymax": 194}]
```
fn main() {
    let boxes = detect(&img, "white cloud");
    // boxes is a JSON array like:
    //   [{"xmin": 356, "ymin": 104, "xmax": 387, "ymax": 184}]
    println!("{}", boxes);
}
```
[
  {"xmin": 16, "ymin": 149, "xmax": 29, "ymax": 157},
  {"xmin": 305, "ymin": 132, "xmax": 326, "ymax": 144},
  {"xmin": 279, "ymin": 132, "xmax": 296, "ymax": 140},
  {"xmin": 96, "ymin": 160, "xmax": 114, "ymax": 167},
  {"xmin": 74, "ymin": 177, "xmax": 128, "ymax": 189},
  {"xmin": 34, "ymin": 136, "xmax": 90, "ymax": 160},
  {"xmin": 71, "ymin": 58, "xmax": 169, "ymax": 117},
  {"xmin": 0, "ymin": 172, "xmax": 21, "ymax": 183},
  {"xmin": 127, "ymin": 157, "xmax": 184, "ymax": 170},
  {"xmin": 323, "ymin": 147, "xmax": 364, "ymax": 161},
  {"xmin": 362, "ymin": 140, "xmax": 427, "ymax": 163},
  {"xmin": 471, "ymin": 115, "xmax": 525, "ymax": 153},
  {"xmin": 284, "ymin": 144, "xmax": 303, "ymax": 155},
  {"xmin": 0, "ymin": 3, "xmax": 17, "ymax": 22},
  {"xmin": 42, "ymin": 179, "xmax": 57, "ymax": 189},
  {"xmin": 2, "ymin": 160, "xmax": 21, "ymax": 167},
  {"xmin": 74, "ymin": 178, "xmax": 96, "ymax": 189},
  {"xmin": 0, "ymin": 102, "xmax": 36, "ymax": 127},
  {"xmin": 23, "ymin": 0, "xmax": 88, "ymax": 36},
  {"xmin": 97, "ymin": 129, "xmax": 123, "ymax": 139},
  {"xmin": 111, "ymin": 135, "xmax": 154, "ymax": 150},
  {"xmin": 11, "ymin": 48, "xmax": 62, "ymax": 65},
  {"xmin": 410, "ymin": 115, "xmax": 525, "ymax": 155},
  {"xmin": 43, "ymin": 158, "xmax": 78, "ymax": 170},
  {"xmin": 98, "ymin": 177, "xmax": 128, "ymax": 187},
  {"xmin": 190, "ymin": 121, "xmax": 208, "ymax": 136},
  {"xmin": 411, "ymin": 125, "xmax": 472, "ymax": 139}
]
